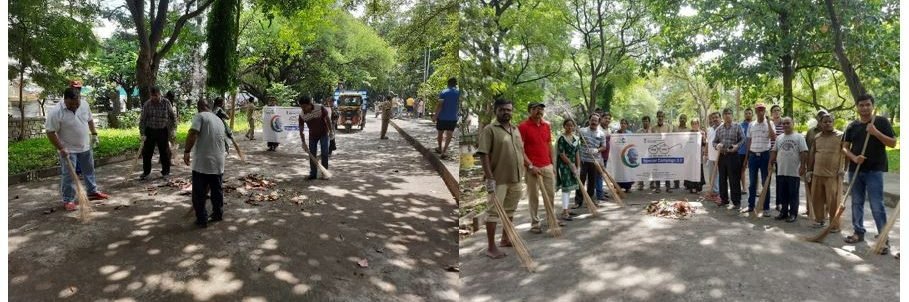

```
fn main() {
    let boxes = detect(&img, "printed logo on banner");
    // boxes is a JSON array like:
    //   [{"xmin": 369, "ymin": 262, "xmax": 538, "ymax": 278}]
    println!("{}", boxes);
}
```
[
  {"xmin": 270, "ymin": 115, "xmax": 283, "ymax": 132},
  {"xmin": 621, "ymin": 144, "xmax": 640, "ymax": 168}
]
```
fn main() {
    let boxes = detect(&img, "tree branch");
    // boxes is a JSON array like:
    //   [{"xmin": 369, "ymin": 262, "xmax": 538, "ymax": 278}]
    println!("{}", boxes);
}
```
[{"xmin": 155, "ymin": 0, "xmax": 216, "ymax": 62}]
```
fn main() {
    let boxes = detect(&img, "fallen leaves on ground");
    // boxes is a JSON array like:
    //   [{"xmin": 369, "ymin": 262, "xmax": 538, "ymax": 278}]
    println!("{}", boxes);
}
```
[
  {"xmin": 244, "ymin": 191, "xmax": 282, "ymax": 206},
  {"xmin": 644, "ymin": 199, "xmax": 696, "ymax": 219},
  {"xmin": 357, "ymin": 258, "xmax": 369, "ymax": 268},
  {"xmin": 240, "ymin": 174, "xmax": 277, "ymax": 190},
  {"xmin": 145, "ymin": 186, "xmax": 159, "ymax": 196}
]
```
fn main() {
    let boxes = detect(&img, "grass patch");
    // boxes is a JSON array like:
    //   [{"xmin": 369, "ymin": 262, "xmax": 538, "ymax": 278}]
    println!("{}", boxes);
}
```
[{"xmin": 9, "ymin": 112, "xmax": 253, "ymax": 175}]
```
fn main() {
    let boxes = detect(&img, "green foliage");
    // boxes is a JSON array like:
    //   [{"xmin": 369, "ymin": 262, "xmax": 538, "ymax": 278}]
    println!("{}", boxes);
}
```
[
  {"xmin": 206, "ymin": 0, "xmax": 241, "ymax": 92},
  {"xmin": 8, "ymin": 113, "xmax": 254, "ymax": 175},
  {"xmin": 267, "ymin": 83, "xmax": 300, "ymax": 105},
  {"xmin": 117, "ymin": 111, "xmax": 142, "ymax": 129},
  {"xmin": 9, "ymin": 0, "xmax": 98, "ymax": 93},
  {"xmin": 887, "ymin": 149, "xmax": 899, "ymax": 172}
]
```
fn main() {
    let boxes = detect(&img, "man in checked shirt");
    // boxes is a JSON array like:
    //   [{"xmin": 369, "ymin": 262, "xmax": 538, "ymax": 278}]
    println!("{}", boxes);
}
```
[
  {"xmin": 139, "ymin": 86, "xmax": 177, "ymax": 180},
  {"xmin": 712, "ymin": 108, "xmax": 746, "ymax": 210}
]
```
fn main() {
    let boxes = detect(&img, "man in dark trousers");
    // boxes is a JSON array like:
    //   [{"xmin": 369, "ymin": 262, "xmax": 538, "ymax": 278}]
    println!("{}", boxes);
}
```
[
  {"xmin": 434, "ymin": 77, "xmax": 460, "ymax": 159},
  {"xmin": 712, "ymin": 108, "xmax": 745, "ymax": 210},
  {"xmin": 183, "ymin": 99, "xmax": 227, "ymax": 228},
  {"xmin": 298, "ymin": 96, "xmax": 333, "ymax": 180},
  {"xmin": 842, "ymin": 94, "xmax": 897, "ymax": 255},
  {"xmin": 139, "ymin": 86, "xmax": 177, "ymax": 180}
]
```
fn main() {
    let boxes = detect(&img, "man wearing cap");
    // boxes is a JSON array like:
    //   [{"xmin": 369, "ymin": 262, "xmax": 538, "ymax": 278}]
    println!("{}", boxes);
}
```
[
  {"xmin": 744, "ymin": 102, "xmax": 776, "ymax": 215},
  {"xmin": 518, "ymin": 102, "xmax": 560, "ymax": 233},
  {"xmin": 46, "ymin": 87, "xmax": 109, "ymax": 211}
]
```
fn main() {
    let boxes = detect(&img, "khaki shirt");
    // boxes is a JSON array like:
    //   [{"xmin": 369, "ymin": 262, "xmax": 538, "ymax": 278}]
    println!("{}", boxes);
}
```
[
  {"xmin": 652, "ymin": 123, "xmax": 672, "ymax": 133},
  {"xmin": 380, "ymin": 101, "xmax": 392, "ymax": 119},
  {"xmin": 477, "ymin": 119, "xmax": 525, "ymax": 184},
  {"xmin": 811, "ymin": 131, "xmax": 844, "ymax": 177}
]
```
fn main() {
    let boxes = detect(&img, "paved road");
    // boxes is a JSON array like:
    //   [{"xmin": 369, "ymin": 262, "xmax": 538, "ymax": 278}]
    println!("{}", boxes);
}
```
[
  {"xmin": 8, "ymin": 119, "xmax": 458, "ymax": 301},
  {"xmin": 459, "ymin": 184, "xmax": 899, "ymax": 302}
]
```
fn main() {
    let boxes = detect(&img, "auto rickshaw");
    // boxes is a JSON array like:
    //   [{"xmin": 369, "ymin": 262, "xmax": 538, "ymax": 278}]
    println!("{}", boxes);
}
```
[{"xmin": 335, "ymin": 93, "xmax": 365, "ymax": 133}]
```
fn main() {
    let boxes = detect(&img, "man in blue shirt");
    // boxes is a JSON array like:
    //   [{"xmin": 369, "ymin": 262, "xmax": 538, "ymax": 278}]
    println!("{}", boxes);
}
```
[
  {"xmin": 739, "ymin": 108, "xmax": 752, "ymax": 192},
  {"xmin": 434, "ymin": 77, "xmax": 459, "ymax": 159}
]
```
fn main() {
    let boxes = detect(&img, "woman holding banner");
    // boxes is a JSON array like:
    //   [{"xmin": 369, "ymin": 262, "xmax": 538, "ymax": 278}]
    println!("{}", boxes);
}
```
[
  {"xmin": 685, "ymin": 119, "xmax": 706, "ymax": 193},
  {"xmin": 615, "ymin": 119, "xmax": 634, "ymax": 193}
]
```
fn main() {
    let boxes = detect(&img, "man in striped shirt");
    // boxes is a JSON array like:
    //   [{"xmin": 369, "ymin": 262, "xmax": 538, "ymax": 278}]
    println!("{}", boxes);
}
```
[
  {"xmin": 744, "ymin": 103, "xmax": 775, "ymax": 215},
  {"xmin": 712, "ymin": 108, "xmax": 745, "ymax": 209},
  {"xmin": 139, "ymin": 86, "xmax": 177, "ymax": 180}
]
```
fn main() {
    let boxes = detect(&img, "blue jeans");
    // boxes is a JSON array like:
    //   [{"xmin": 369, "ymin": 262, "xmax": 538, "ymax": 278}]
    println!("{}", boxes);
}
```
[
  {"xmin": 850, "ymin": 171, "xmax": 886, "ymax": 235},
  {"xmin": 60, "ymin": 150, "xmax": 98, "ymax": 203},
  {"xmin": 777, "ymin": 175, "xmax": 800, "ymax": 217},
  {"xmin": 309, "ymin": 134, "xmax": 330, "ymax": 178},
  {"xmin": 595, "ymin": 161, "xmax": 604, "ymax": 199},
  {"xmin": 747, "ymin": 151, "xmax": 771, "ymax": 211}
]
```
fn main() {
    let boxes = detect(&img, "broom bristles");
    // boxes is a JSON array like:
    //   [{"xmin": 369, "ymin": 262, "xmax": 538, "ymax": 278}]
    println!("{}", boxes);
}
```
[
  {"xmin": 574, "ymin": 177, "xmax": 599, "ymax": 216},
  {"xmin": 535, "ymin": 176, "xmax": 561, "ymax": 237},
  {"xmin": 753, "ymin": 164, "xmax": 774, "ymax": 218},
  {"xmin": 127, "ymin": 139, "xmax": 145, "ymax": 181},
  {"xmin": 868, "ymin": 201, "xmax": 899, "ymax": 256},
  {"xmin": 598, "ymin": 165, "xmax": 625, "ymax": 207},
  {"xmin": 490, "ymin": 195, "xmax": 536, "ymax": 272},
  {"xmin": 64, "ymin": 157, "xmax": 92, "ymax": 223}
]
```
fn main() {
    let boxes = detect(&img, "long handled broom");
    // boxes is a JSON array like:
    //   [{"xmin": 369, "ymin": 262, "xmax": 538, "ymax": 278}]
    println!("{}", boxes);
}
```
[
  {"xmin": 868, "ymin": 200, "xmax": 899, "ymax": 256},
  {"xmin": 571, "ymin": 170, "xmax": 599, "ymax": 216},
  {"xmin": 302, "ymin": 142, "xmax": 332, "ymax": 179},
  {"xmin": 489, "ymin": 194, "xmax": 536, "ymax": 272},
  {"xmin": 598, "ymin": 165, "xmax": 626, "ymax": 206},
  {"xmin": 63, "ymin": 156, "xmax": 92, "ymax": 223},
  {"xmin": 127, "ymin": 138, "xmax": 145, "ymax": 181},
  {"xmin": 535, "ymin": 175, "xmax": 561, "ymax": 237},
  {"xmin": 806, "ymin": 129, "xmax": 871, "ymax": 243},
  {"xmin": 753, "ymin": 162, "xmax": 774, "ymax": 218},
  {"xmin": 804, "ymin": 178, "xmax": 817, "ymax": 222},
  {"xmin": 575, "ymin": 130, "xmax": 624, "ymax": 206}
]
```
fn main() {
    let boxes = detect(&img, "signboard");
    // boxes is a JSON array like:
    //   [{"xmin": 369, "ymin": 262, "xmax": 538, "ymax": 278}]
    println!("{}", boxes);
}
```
[{"xmin": 607, "ymin": 132, "xmax": 702, "ymax": 182}]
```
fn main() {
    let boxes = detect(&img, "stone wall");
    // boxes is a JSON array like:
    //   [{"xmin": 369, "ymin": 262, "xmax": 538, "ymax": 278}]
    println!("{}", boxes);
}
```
[{"xmin": 9, "ymin": 115, "xmax": 110, "ymax": 142}]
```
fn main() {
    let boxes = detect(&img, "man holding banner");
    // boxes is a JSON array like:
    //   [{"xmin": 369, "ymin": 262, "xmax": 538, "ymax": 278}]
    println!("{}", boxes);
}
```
[{"xmin": 712, "ymin": 108, "xmax": 745, "ymax": 210}]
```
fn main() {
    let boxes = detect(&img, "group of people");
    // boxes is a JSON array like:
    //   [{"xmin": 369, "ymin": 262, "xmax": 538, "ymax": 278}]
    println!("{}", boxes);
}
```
[
  {"xmin": 477, "ymin": 94, "xmax": 896, "ymax": 259},
  {"xmin": 375, "ymin": 96, "xmax": 426, "ymax": 119}
]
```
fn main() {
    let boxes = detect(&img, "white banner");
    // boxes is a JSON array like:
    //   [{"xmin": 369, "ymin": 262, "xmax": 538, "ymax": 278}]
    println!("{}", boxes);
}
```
[
  {"xmin": 262, "ymin": 106, "xmax": 304, "ymax": 144},
  {"xmin": 606, "ymin": 132, "xmax": 702, "ymax": 182}
]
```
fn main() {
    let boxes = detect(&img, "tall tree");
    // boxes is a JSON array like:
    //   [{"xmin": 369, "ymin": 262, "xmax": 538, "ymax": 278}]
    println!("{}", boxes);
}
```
[
  {"xmin": 125, "ymin": 0, "xmax": 217, "ymax": 104},
  {"xmin": 566, "ymin": 0, "xmax": 652, "ymax": 113},
  {"xmin": 9, "ymin": 0, "xmax": 97, "ymax": 140}
]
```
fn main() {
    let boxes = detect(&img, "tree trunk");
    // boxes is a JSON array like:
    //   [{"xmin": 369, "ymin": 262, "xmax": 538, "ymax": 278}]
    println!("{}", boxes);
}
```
[
  {"xmin": 588, "ymin": 77, "xmax": 598, "ymax": 113},
  {"xmin": 778, "ymin": 10, "xmax": 795, "ymax": 117},
  {"xmin": 136, "ymin": 51, "xmax": 160, "ymax": 106},
  {"xmin": 824, "ymin": 0, "xmax": 866, "ymax": 99},
  {"xmin": 18, "ymin": 72, "xmax": 26, "ymax": 141},
  {"xmin": 229, "ymin": 90, "xmax": 237, "ymax": 130}
]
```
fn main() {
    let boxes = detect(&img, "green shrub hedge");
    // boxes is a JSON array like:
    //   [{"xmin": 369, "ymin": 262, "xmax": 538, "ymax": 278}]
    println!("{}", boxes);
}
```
[{"xmin": 9, "ymin": 112, "xmax": 252, "ymax": 175}]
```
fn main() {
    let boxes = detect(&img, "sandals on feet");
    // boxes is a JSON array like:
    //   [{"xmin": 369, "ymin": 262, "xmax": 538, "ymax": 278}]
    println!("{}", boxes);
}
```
[
  {"xmin": 530, "ymin": 225, "xmax": 543, "ymax": 234},
  {"xmin": 844, "ymin": 233, "xmax": 864, "ymax": 244}
]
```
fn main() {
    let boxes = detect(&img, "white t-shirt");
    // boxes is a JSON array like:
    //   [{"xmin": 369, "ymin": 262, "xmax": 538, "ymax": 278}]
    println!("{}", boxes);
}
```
[
  {"xmin": 45, "ymin": 101, "xmax": 93, "ymax": 153},
  {"xmin": 748, "ymin": 119, "xmax": 776, "ymax": 152},
  {"xmin": 706, "ymin": 126, "xmax": 718, "ymax": 161},
  {"xmin": 773, "ymin": 133, "xmax": 808, "ymax": 177},
  {"xmin": 190, "ymin": 112, "xmax": 227, "ymax": 175}
]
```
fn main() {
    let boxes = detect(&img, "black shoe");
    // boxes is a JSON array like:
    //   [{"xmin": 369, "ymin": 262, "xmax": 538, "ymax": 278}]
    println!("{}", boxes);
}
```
[
  {"xmin": 774, "ymin": 214, "xmax": 788, "ymax": 220},
  {"xmin": 210, "ymin": 216, "xmax": 223, "ymax": 223},
  {"xmin": 786, "ymin": 216, "xmax": 797, "ymax": 223},
  {"xmin": 195, "ymin": 220, "xmax": 208, "ymax": 228},
  {"xmin": 380, "ymin": 136, "xmax": 389, "ymax": 139},
  {"xmin": 139, "ymin": 173, "xmax": 149, "ymax": 180}
]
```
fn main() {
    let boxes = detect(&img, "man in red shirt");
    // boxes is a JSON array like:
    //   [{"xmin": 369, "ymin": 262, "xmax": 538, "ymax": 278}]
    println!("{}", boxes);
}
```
[{"xmin": 518, "ymin": 102, "xmax": 559, "ymax": 233}]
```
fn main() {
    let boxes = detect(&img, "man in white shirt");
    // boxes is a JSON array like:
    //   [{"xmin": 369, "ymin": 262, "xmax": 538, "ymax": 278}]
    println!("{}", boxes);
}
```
[
  {"xmin": 45, "ymin": 87, "xmax": 109, "ymax": 211},
  {"xmin": 744, "ymin": 103, "xmax": 776, "ymax": 216},
  {"xmin": 770, "ymin": 117, "xmax": 808, "ymax": 222},
  {"xmin": 705, "ymin": 112, "xmax": 720, "ymax": 196},
  {"xmin": 183, "ymin": 99, "xmax": 228, "ymax": 228}
]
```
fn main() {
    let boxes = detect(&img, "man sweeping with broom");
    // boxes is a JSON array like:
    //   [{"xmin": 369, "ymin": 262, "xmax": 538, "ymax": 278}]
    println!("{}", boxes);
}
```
[
  {"xmin": 298, "ymin": 96, "xmax": 333, "ymax": 180},
  {"xmin": 841, "ymin": 94, "xmax": 896, "ymax": 255},
  {"xmin": 183, "ymin": 99, "xmax": 227, "ymax": 228},
  {"xmin": 478, "ymin": 98, "xmax": 527, "ymax": 260},
  {"xmin": 517, "ymin": 102, "xmax": 562, "ymax": 235},
  {"xmin": 46, "ymin": 87, "xmax": 110, "ymax": 211}
]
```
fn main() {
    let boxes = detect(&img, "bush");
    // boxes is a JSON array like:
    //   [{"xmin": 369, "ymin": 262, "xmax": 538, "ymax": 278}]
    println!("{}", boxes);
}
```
[
  {"xmin": 8, "ymin": 113, "xmax": 252, "ymax": 176},
  {"xmin": 117, "ymin": 110, "xmax": 142, "ymax": 129}
]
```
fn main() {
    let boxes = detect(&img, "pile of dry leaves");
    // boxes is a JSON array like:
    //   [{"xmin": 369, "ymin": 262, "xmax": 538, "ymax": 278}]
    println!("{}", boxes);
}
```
[
  {"xmin": 235, "ymin": 174, "xmax": 282, "ymax": 206},
  {"xmin": 644, "ymin": 199, "xmax": 696, "ymax": 219}
]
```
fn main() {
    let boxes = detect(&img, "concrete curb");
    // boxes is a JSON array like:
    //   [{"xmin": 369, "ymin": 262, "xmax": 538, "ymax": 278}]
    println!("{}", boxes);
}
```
[
  {"xmin": 841, "ymin": 179, "xmax": 899, "ymax": 208},
  {"xmin": 390, "ymin": 120, "xmax": 460, "ymax": 201},
  {"xmin": 9, "ymin": 153, "xmax": 135, "ymax": 185}
]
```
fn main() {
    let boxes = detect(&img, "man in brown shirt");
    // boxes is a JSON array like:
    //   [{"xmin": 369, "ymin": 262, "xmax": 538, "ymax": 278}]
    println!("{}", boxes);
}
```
[
  {"xmin": 806, "ymin": 113, "xmax": 844, "ymax": 230},
  {"xmin": 478, "ymin": 98, "xmax": 525, "ymax": 259}
]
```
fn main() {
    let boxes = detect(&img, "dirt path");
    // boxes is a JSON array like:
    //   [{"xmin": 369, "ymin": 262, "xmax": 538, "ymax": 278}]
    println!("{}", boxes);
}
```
[
  {"xmin": 8, "ymin": 119, "xmax": 458, "ymax": 302},
  {"xmin": 458, "ymin": 185, "xmax": 899, "ymax": 302}
]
